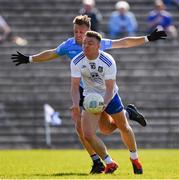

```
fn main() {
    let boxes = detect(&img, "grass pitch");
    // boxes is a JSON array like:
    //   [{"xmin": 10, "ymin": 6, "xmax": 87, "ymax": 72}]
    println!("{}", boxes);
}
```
[{"xmin": 0, "ymin": 149, "xmax": 179, "ymax": 179}]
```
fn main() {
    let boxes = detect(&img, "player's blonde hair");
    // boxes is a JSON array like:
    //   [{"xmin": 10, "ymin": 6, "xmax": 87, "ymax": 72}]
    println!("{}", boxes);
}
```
[
  {"xmin": 73, "ymin": 15, "xmax": 91, "ymax": 28},
  {"xmin": 85, "ymin": 31, "xmax": 102, "ymax": 42}
]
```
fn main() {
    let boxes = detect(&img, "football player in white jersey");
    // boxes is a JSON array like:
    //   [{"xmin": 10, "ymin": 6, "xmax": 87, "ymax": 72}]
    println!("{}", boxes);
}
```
[{"xmin": 71, "ymin": 31, "xmax": 143, "ymax": 174}]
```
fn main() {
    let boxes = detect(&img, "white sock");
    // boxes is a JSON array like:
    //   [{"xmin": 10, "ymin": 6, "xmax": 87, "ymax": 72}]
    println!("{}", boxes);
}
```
[
  {"xmin": 124, "ymin": 109, "xmax": 129, "ymax": 119},
  {"xmin": 104, "ymin": 155, "xmax": 113, "ymax": 164},
  {"xmin": 130, "ymin": 151, "xmax": 138, "ymax": 160}
]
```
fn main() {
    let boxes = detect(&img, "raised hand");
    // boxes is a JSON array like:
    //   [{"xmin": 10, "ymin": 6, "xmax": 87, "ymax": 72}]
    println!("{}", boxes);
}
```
[
  {"xmin": 11, "ymin": 51, "xmax": 30, "ymax": 66},
  {"xmin": 147, "ymin": 29, "xmax": 167, "ymax": 41}
]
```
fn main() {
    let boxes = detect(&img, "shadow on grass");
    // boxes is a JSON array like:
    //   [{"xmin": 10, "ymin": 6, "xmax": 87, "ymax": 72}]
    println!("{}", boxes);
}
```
[
  {"xmin": 34, "ymin": 172, "xmax": 88, "ymax": 177},
  {"xmin": 52, "ymin": 172, "xmax": 88, "ymax": 176},
  {"xmin": 0, "ymin": 172, "xmax": 89, "ymax": 178}
]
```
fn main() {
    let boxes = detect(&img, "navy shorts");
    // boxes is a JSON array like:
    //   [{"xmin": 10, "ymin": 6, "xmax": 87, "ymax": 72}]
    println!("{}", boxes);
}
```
[{"xmin": 105, "ymin": 93, "xmax": 124, "ymax": 115}]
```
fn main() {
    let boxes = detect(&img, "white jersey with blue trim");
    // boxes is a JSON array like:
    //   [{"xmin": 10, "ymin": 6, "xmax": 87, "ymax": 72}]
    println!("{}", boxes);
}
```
[
  {"xmin": 71, "ymin": 50, "xmax": 119, "ymax": 97},
  {"xmin": 56, "ymin": 38, "xmax": 113, "ymax": 88}
]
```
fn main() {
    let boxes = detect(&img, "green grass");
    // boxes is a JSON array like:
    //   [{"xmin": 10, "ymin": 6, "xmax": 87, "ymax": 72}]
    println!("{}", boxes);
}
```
[{"xmin": 0, "ymin": 149, "xmax": 179, "ymax": 179}]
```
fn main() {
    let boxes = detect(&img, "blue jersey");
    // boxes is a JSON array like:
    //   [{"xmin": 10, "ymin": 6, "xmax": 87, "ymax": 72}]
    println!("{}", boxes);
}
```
[{"xmin": 55, "ymin": 37, "xmax": 113, "ymax": 59}]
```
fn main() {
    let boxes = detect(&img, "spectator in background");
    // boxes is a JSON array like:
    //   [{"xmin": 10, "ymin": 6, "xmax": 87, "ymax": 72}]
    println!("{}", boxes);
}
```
[
  {"xmin": 163, "ymin": 0, "xmax": 179, "ymax": 8},
  {"xmin": 147, "ymin": 0, "xmax": 178, "ymax": 39},
  {"xmin": 0, "ymin": 15, "xmax": 11, "ymax": 42},
  {"xmin": 79, "ymin": 0, "xmax": 102, "ymax": 32},
  {"xmin": 108, "ymin": 1, "xmax": 138, "ymax": 38},
  {"xmin": 0, "ymin": 14, "xmax": 27, "ymax": 46}
]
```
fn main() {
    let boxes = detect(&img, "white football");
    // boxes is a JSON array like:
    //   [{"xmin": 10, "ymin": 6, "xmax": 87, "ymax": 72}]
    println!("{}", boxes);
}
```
[{"xmin": 83, "ymin": 93, "xmax": 104, "ymax": 114}]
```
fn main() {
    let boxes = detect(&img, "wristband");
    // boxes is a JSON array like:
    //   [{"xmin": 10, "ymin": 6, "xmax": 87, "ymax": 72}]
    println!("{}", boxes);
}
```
[
  {"xmin": 29, "ymin": 56, "xmax": 33, "ymax": 63},
  {"xmin": 144, "ymin": 36, "xmax": 149, "ymax": 43}
]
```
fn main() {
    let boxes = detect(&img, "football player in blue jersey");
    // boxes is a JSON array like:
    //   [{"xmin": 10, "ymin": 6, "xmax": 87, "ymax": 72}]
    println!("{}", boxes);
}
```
[{"xmin": 11, "ymin": 15, "xmax": 166, "ymax": 174}]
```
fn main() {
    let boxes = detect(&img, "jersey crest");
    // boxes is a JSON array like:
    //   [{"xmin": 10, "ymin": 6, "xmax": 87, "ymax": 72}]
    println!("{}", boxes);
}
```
[{"xmin": 98, "ymin": 66, "xmax": 103, "ymax": 73}]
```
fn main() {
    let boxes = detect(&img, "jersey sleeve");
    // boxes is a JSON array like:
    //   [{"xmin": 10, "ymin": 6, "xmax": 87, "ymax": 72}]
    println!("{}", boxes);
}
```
[
  {"xmin": 55, "ymin": 41, "xmax": 67, "ymax": 56},
  {"xmin": 100, "ymin": 39, "xmax": 113, "ymax": 50},
  {"xmin": 70, "ymin": 60, "xmax": 81, "ymax": 78},
  {"xmin": 104, "ymin": 57, "xmax": 116, "ymax": 80}
]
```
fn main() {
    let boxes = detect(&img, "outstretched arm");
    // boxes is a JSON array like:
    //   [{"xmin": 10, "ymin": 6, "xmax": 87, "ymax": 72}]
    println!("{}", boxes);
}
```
[
  {"xmin": 11, "ymin": 48, "xmax": 59, "ymax": 66},
  {"xmin": 30, "ymin": 49, "xmax": 59, "ymax": 62},
  {"xmin": 112, "ymin": 36, "xmax": 146, "ymax": 48},
  {"xmin": 111, "ymin": 29, "xmax": 167, "ymax": 49}
]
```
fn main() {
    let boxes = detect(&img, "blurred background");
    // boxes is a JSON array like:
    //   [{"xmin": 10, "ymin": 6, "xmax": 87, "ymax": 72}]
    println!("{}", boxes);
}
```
[{"xmin": 0, "ymin": 0, "xmax": 178, "ymax": 149}]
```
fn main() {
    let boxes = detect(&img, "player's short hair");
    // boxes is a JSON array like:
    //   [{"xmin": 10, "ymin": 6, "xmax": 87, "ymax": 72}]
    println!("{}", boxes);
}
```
[
  {"xmin": 85, "ymin": 31, "xmax": 102, "ymax": 42},
  {"xmin": 73, "ymin": 15, "xmax": 91, "ymax": 28}
]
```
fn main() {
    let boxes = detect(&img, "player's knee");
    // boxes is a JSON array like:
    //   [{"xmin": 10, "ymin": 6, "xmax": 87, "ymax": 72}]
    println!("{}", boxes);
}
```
[
  {"xmin": 99, "ymin": 120, "xmax": 117, "ymax": 135},
  {"xmin": 99, "ymin": 125, "xmax": 114, "ymax": 135},
  {"xmin": 120, "ymin": 124, "xmax": 132, "ymax": 133}
]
